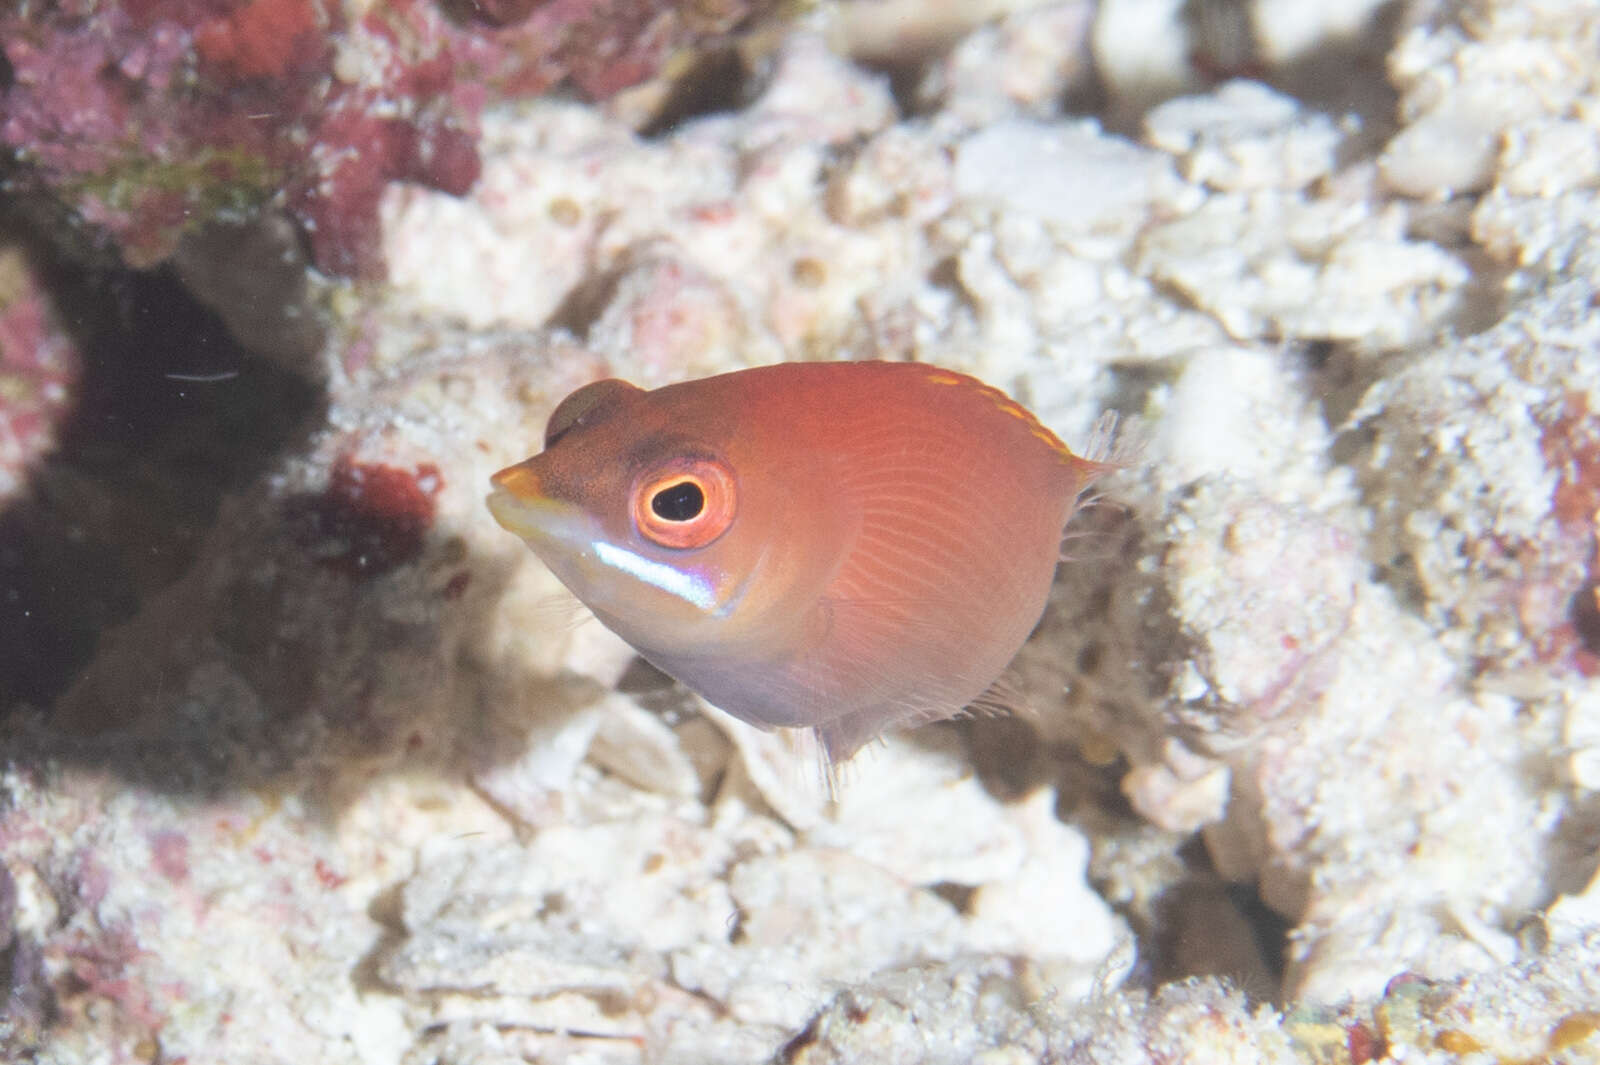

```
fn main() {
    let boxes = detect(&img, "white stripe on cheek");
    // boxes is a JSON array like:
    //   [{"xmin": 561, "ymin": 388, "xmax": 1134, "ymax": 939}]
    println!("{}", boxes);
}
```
[{"xmin": 593, "ymin": 541, "xmax": 717, "ymax": 611}]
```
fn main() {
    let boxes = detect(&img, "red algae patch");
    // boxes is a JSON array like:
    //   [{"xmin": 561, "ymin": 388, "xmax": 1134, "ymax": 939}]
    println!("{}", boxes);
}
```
[
  {"xmin": 1539, "ymin": 392, "xmax": 1600, "ymax": 674},
  {"xmin": 284, "ymin": 458, "xmax": 443, "ymax": 576},
  {"xmin": 1544, "ymin": 393, "xmax": 1600, "ymax": 532},
  {"xmin": 195, "ymin": 0, "xmax": 327, "ymax": 83}
]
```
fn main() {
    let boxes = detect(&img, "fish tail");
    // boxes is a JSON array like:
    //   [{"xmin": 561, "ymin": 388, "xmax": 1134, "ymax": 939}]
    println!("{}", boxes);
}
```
[
  {"xmin": 1082, "ymin": 409, "xmax": 1123, "ymax": 466},
  {"xmin": 1063, "ymin": 410, "xmax": 1143, "ymax": 512},
  {"xmin": 1054, "ymin": 411, "xmax": 1142, "ymax": 562},
  {"xmin": 1078, "ymin": 410, "xmax": 1145, "ymax": 475}
]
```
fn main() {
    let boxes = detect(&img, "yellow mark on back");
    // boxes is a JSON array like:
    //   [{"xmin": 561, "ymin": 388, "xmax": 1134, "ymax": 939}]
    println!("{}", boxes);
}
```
[{"xmin": 916, "ymin": 365, "xmax": 1075, "ymax": 463}]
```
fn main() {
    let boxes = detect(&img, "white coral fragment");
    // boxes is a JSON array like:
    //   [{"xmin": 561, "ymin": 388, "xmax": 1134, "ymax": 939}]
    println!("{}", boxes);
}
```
[
  {"xmin": 1137, "ymin": 194, "xmax": 1468, "ymax": 346},
  {"xmin": 1144, "ymin": 80, "xmax": 1345, "ymax": 192},
  {"xmin": 954, "ymin": 120, "xmax": 1189, "ymax": 240}
]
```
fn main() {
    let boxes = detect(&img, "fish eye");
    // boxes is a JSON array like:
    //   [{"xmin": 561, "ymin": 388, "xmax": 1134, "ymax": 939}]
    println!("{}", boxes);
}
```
[
  {"xmin": 633, "ymin": 459, "xmax": 736, "ymax": 549},
  {"xmin": 544, "ymin": 379, "xmax": 641, "ymax": 448},
  {"xmin": 651, "ymin": 480, "xmax": 704, "ymax": 521}
]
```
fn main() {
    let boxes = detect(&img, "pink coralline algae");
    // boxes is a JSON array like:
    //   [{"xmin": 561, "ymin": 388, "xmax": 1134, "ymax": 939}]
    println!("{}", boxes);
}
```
[
  {"xmin": 0, "ymin": 250, "xmax": 82, "ymax": 501},
  {"xmin": 148, "ymin": 830, "xmax": 191, "ymax": 884},
  {"xmin": 0, "ymin": 0, "xmax": 771, "ymax": 278}
]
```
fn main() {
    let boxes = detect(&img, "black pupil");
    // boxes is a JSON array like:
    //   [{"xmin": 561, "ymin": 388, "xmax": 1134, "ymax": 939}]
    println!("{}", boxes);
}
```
[{"xmin": 651, "ymin": 481, "xmax": 704, "ymax": 522}]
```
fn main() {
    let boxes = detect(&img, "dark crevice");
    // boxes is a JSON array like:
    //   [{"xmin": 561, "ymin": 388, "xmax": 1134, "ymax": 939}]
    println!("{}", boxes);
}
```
[
  {"xmin": 0, "ymin": 212, "xmax": 320, "ymax": 715},
  {"xmin": 544, "ymin": 266, "xmax": 624, "ymax": 339},
  {"xmin": 854, "ymin": 54, "xmax": 925, "ymax": 119},
  {"xmin": 1573, "ymin": 581, "xmax": 1600, "ymax": 660},
  {"xmin": 1262, "ymin": 0, "xmax": 1408, "ymax": 150},
  {"xmin": 1224, "ymin": 880, "xmax": 1292, "ymax": 986},
  {"xmin": 1299, "ymin": 339, "xmax": 1372, "ymax": 434},
  {"xmin": 1097, "ymin": 0, "xmax": 1406, "ymax": 140},
  {"xmin": 638, "ymin": 47, "xmax": 751, "ymax": 139},
  {"xmin": 1147, "ymin": 842, "xmax": 1286, "ymax": 1001}
]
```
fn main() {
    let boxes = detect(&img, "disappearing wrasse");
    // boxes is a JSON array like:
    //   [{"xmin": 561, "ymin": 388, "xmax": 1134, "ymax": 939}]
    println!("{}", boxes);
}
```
[{"xmin": 488, "ymin": 360, "xmax": 1113, "ymax": 766}]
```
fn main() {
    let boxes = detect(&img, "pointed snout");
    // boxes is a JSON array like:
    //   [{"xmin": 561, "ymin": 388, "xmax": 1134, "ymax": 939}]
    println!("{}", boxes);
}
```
[
  {"xmin": 490, "ymin": 462, "xmax": 543, "ymax": 498},
  {"xmin": 486, "ymin": 460, "xmax": 596, "ymax": 553}
]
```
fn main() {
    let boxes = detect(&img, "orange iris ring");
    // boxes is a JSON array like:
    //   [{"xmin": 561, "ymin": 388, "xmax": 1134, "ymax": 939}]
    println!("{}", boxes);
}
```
[{"xmin": 632, "ymin": 460, "xmax": 738, "ymax": 549}]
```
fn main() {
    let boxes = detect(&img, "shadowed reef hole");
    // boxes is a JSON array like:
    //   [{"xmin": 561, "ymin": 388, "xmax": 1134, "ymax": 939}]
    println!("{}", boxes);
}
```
[{"xmin": 0, "ymin": 236, "xmax": 319, "ymax": 715}]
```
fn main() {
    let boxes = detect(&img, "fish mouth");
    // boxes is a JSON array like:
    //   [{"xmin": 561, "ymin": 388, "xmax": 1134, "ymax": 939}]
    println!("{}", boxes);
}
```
[
  {"xmin": 489, "ymin": 465, "xmax": 730, "ymax": 617},
  {"xmin": 486, "ymin": 465, "xmax": 594, "ymax": 549}
]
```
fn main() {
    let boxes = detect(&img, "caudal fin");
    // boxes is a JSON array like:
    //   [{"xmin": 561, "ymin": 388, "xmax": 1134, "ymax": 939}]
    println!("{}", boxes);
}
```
[{"xmin": 1074, "ymin": 410, "xmax": 1143, "ymax": 486}]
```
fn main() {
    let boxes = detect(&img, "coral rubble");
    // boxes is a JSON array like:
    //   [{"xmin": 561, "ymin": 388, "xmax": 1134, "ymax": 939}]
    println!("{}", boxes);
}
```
[{"xmin": 3, "ymin": 0, "xmax": 1600, "ymax": 1062}]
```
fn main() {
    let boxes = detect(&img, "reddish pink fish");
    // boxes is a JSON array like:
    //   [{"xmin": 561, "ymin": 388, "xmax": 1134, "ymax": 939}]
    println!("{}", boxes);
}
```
[{"xmin": 488, "ymin": 361, "xmax": 1110, "ymax": 763}]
